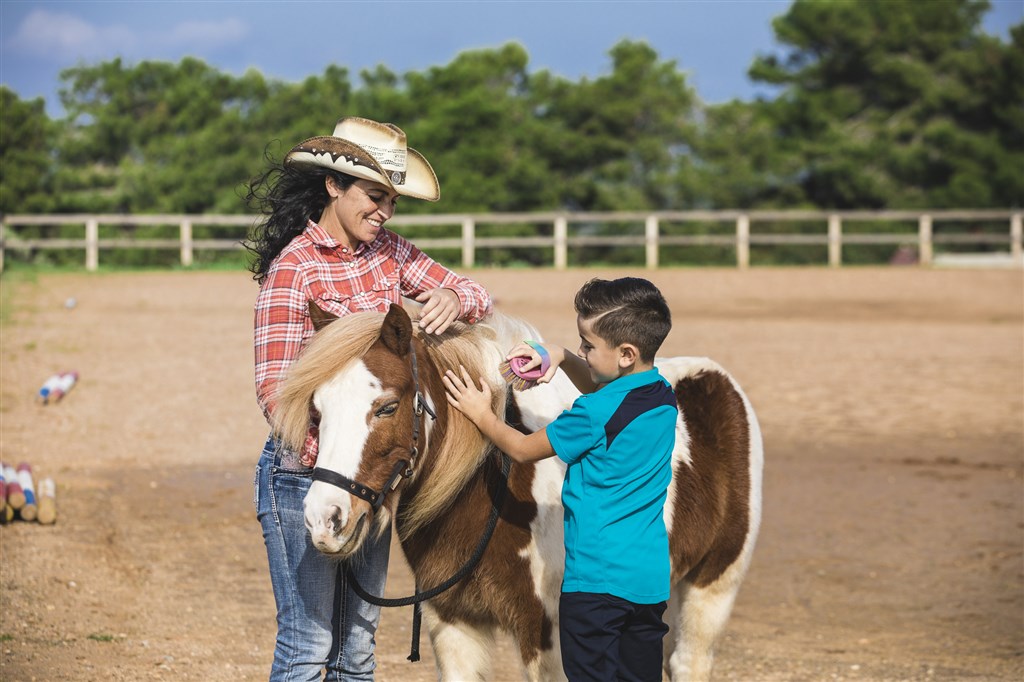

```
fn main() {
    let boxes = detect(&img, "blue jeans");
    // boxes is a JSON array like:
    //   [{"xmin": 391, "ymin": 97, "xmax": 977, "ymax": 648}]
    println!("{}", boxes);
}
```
[{"xmin": 256, "ymin": 437, "xmax": 391, "ymax": 681}]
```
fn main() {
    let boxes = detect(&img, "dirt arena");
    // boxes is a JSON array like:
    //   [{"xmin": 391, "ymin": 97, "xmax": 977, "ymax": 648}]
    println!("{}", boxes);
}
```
[{"xmin": 0, "ymin": 267, "xmax": 1021, "ymax": 682}]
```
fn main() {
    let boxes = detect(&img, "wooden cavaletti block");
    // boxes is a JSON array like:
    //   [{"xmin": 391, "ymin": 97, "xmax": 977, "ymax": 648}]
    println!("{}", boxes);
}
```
[{"xmin": 37, "ymin": 477, "xmax": 57, "ymax": 525}]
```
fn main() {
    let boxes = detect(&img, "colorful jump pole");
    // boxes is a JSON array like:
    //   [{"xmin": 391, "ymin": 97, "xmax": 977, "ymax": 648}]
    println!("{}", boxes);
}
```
[
  {"xmin": 4, "ymin": 463, "xmax": 25, "ymax": 510},
  {"xmin": 16, "ymin": 463, "xmax": 37, "ymax": 522},
  {"xmin": 37, "ymin": 371, "xmax": 79, "ymax": 404},
  {"xmin": 37, "ymin": 374, "xmax": 63, "ymax": 404}
]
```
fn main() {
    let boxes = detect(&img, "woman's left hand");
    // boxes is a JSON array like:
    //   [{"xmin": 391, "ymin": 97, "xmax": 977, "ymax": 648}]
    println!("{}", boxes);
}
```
[{"xmin": 415, "ymin": 288, "xmax": 460, "ymax": 334}]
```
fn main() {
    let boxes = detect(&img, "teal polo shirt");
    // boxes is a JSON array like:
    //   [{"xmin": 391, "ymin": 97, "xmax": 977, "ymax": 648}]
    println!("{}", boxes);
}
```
[{"xmin": 546, "ymin": 368, "xmax": 677, "ymax": 604}]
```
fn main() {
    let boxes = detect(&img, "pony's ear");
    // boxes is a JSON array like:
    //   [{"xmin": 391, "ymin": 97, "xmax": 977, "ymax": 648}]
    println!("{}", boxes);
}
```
[
  {"xmin": 308, "ymin": 300, "xmax": 339, "ymax": 331},
  {"xmin": 380, "ymin": 304, "xmax": 413, "ymax": 357}
]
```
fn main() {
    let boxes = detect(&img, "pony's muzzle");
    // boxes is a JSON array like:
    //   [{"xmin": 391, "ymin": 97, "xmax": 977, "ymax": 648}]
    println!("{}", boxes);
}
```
[{"xmin": 304, "ymin": 486, "xmax": 371, "ymax": 557}]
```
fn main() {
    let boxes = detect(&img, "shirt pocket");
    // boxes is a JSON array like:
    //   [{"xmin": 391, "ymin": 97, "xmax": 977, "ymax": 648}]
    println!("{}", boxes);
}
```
[
  {"xmin": 369, "ymin": 256, "xmax": 401, "ymax": 293},
  {"xmin": 371, "ymin": 268, "xmax": 401, "ymax": 298},
  {"xmin": 352, "ymin": 265, "xmax": 400, "ymax": 311},
  {"xmin": 312, "ymin": 294, "xmax": 355, "ymax": 318}
]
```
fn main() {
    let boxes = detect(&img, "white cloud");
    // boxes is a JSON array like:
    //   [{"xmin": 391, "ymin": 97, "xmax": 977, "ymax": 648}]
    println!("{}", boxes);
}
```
[
  {"xmin": 8, "ymin": 9, "xmax": 248, "ymax": 62},
  {"xmin": 161, "ymin": 18, "xmax": 248, "ymax": 50},
  {"xmin": 9, "ymin": 9, "xmax": 137, "ymax": 60}
]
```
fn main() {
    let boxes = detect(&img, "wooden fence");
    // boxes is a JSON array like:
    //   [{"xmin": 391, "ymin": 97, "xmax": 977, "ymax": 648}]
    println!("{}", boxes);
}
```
[{"xmin": 1, "ymin": 210, "xmax": 1021, "ymax": 272}]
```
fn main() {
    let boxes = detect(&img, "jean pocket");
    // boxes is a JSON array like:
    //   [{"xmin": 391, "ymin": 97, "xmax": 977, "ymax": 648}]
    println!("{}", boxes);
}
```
[{"xmin": 268, "ymin": 466, "xmax": 314, "ymax": 524}]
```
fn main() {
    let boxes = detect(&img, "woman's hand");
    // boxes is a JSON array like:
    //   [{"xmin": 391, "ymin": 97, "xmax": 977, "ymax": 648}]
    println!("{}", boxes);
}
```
[
  {"xmin": 415, "ymin": 288, "xmax": 460, "ymax": 334},
  {"xmin": 443, "ymin": 365, "xmax": 492, "ymax": 424}
]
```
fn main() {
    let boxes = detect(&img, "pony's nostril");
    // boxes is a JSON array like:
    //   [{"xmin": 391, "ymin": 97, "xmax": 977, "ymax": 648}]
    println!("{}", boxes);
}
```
[{"xmin": 328, "ymin": 505, "xmax": 343, "ymax": 534}]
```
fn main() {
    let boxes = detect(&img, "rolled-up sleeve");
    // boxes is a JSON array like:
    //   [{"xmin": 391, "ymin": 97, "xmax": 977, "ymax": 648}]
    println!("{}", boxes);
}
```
[
  {"xmin": 254, "ymin": 262, "xmax": 309, "ymax": 421},
  {"xmin": 394, "ymin": 235, "xmax": 493, "ymax": 323}
]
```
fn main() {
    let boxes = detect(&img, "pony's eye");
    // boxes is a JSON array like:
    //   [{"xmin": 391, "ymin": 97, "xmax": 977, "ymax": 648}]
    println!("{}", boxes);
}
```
[{"xmin": 375, "ymin": 402, "xmax": 399, "ymax": 418}]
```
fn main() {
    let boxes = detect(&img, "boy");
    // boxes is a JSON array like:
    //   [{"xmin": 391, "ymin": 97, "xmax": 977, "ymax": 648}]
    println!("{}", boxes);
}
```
[{"xmin": 443, "ymin": 277, "xmax": 677, "ymax": 682}]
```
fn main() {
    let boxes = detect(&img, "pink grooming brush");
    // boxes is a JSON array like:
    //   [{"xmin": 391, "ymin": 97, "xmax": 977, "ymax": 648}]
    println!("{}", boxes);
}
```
[{"xmin": 499, "ymin": 341, "xmax": 550, "ymax": 391}]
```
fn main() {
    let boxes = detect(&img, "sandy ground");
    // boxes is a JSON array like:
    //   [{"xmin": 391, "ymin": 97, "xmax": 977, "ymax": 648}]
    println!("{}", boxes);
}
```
[{"xmin": 0, "ymin": 266, "xmax": 1021, "ymax": 682}]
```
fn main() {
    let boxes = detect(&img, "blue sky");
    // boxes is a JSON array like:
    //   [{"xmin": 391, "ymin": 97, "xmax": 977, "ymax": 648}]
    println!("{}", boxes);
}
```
[{"xmin": 2, "ymin": 0, "xmax": 1021, "ymax": 117}]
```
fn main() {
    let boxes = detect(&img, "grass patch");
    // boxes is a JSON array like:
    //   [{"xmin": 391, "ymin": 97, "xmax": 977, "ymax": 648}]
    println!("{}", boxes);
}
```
[
  {"xmin": 0, "ymin": 633, "xmax": 13, "ymax": 642},
  {"xmin": 0, "ymin": 270, "xmax": 39, "ymax": 326},
  {"xmin": 87, "ymin": 633, "xmax": 116, "ymax": 642}
]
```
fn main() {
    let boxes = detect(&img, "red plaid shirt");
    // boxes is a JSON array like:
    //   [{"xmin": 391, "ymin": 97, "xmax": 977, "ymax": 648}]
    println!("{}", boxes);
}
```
[{"xmin": 254, "ymin": 220, "xmax": 493, "ymax": 464}]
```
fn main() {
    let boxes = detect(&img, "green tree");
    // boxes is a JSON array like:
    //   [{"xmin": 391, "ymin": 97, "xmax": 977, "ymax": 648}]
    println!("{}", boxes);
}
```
[
  {"xmin": 401, "ymin": 43, "xmax": 557, "ymax": 213},
  {"xmin": 0, "ymin": 87, "xmax": 54, "ymax": 213},
  {"xmin": 745, "ymin": 0, "xmax": 1023, "ymax": 209},
  {"xmin": 536, "ymin": 40, "xmax": 698, "ymax": 211}
]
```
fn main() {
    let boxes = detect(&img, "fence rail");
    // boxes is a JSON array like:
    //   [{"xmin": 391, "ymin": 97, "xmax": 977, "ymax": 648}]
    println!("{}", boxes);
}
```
[{"xmin": 1, "ymin": 210, "xmax": 1021, "ymax": 272}]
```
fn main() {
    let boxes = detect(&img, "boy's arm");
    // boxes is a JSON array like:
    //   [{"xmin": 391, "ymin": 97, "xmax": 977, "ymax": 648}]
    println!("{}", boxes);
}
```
[
  {"xmin": 443, "ymin": 367, "xmax": 556, "ymax": 464},
  {"xmin": 505, "ymin": 343, "xmax": 598, "ymax": 394},
  {"xmin": 550, "ymin": 349, "xmax": 597, "ymax": 394}
]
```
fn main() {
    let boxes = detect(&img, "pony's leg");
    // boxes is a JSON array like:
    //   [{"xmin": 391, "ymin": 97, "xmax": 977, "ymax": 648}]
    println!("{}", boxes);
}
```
[
  {"xmin": 665, "ymin": 580, "xmax": 740, "ymax": 682},
  {"xmin": 520, "ymin": 629, "xmax": 567, "ymax": 682},
  {"xmin": 663, "ymin": 589, "xmax": 683, "ymax": 679},
  {"xmin": 423, "ymin": 604, "xmax": 495, "ymax": 682}
]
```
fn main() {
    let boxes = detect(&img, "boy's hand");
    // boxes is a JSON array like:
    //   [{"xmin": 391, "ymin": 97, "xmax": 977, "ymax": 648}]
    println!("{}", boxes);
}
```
[
  {"xmin": 443, "ymin": 366, "xmax": 493, "ymax": 423},
  {"xmin": 505, "ymin": 342, "xmax": 563, "ymax": 384}
]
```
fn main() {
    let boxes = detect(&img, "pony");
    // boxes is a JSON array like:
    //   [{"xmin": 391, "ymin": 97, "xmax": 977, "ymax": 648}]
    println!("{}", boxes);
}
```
[{"xmin": 274, "ymin": 302, "xmax": 763, "ymax": 681}]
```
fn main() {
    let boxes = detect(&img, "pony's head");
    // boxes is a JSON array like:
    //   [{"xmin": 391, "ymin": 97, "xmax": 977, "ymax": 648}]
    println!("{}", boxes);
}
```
[{"xmin": 273, "ymin": 302, "xmax": 506, "ymax": 557}]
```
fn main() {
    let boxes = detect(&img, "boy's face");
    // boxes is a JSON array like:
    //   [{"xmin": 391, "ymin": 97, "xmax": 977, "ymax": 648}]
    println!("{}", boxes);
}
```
[{"xmin": 576, "ymin": 315, "xmax": 623, "ymax": 385}]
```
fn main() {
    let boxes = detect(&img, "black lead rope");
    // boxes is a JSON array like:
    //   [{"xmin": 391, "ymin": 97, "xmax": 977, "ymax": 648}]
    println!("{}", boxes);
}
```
[{"xmin": 346, "ymin": 451, "xmax": 512, "ymax": 662}]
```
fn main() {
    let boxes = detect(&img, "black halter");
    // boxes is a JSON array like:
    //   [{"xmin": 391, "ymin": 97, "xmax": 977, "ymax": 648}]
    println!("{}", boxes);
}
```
[{"xmin": 311, "ymin": 341, "xmax": 437, "ymax": 512}]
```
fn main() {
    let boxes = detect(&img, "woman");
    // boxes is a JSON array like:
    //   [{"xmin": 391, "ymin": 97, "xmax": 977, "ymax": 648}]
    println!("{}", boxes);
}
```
[{"xmin": 246, "ymin": 116, "xmax": 493, "ymax": 681}]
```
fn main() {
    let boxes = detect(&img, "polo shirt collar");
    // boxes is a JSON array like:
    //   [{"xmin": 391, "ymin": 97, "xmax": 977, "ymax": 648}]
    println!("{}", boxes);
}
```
[{"xmin": 597, "ymin": 367, "xmax": 664, "ymax": 394}]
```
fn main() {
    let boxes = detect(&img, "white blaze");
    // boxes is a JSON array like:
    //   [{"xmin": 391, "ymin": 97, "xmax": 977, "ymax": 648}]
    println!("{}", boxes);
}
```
[{"xmin": 304, "ymin": 361, "xmax": 384, "ymax": 548}]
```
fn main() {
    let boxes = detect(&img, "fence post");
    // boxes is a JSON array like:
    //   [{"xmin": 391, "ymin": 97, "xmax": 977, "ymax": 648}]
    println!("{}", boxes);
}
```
[
  {"xmin": 828, "ymin": 214, "xmax": 842, "ymax": 267},
  {"xmin": 554, "ymin": 216, "xmax": 568, "ymax": 270},
  {"xmin": 461, "ymin": 218, "xmax": 475, "ymax": 269},
  {"xmin": 918, "ymin": 214, "xmax": 933, "ymax": 266},
  {"xmin": 645, "ymin": 215, "xmax": 659, "ymax": 269},
  {"xmin": 736, "ymin": 215, "xmax": 750, "ymax": 269},
  {"xmin": 180, "ymin": 220, "xmax": 193, "ymax": 268},
  {"xmin": 1011, "ymin": 213, "xmax": 1022, "ymax": 267},
  {"xmin": 86, "ymin": 219, "xmax": 99, "ymax": 271}
]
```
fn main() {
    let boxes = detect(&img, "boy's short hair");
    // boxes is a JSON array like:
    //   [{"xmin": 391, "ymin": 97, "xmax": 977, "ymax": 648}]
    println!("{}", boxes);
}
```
[{"xmin": 573, "ymin": 277, "xmax": 672, "ymax": 363}]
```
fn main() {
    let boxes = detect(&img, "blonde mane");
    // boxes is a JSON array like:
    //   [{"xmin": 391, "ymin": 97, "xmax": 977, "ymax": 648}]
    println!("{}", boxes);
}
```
[
  {"xmin": 273, "ymin": 311, "xmax": 387, "ymax": 452},
  {"xmin": 273, "ymin": 308, "xmax": 541, "ymax": 536}
]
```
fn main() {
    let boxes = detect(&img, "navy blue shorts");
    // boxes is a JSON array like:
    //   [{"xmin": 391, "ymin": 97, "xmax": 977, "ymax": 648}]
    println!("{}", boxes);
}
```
[{"xmin": 559, "ymin": 592, "xmax": 669, "ymax": 681}]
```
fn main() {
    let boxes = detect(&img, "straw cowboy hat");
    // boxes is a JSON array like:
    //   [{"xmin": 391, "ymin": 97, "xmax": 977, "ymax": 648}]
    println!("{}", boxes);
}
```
[{"xmin": 285, "ymin": 117, "xmax": 440, "ymax": 201}]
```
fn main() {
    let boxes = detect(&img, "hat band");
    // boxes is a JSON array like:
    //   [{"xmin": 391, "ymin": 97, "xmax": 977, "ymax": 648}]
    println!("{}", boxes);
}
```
[
  {"xmin": 314, "ymin": 150, "xmax": 406, "ymax": 186},
  {"xmin": 360, "ymin": 143, "xmax": 406, "ymax": 172}
]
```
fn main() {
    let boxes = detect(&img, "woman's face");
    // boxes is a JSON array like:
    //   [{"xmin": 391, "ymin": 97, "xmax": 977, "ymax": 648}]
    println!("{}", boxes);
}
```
[{"xmin": 321, "ymin": 178, "xmax": 399, "ymax": 249}]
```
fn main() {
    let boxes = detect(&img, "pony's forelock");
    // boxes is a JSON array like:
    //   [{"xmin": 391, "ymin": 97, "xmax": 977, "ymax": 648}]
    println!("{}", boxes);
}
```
[{"xmin": 272, "ymin": 311, "xmax": 386, "ymax": 451}]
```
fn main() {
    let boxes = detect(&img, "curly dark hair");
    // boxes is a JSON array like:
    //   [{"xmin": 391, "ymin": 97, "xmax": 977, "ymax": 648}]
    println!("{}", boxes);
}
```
[{"xmin": 245, "ymin": 152, "xmax": 356, "ymax": 285}]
